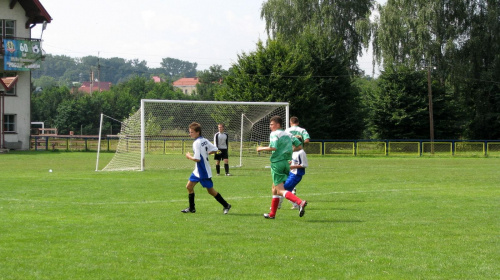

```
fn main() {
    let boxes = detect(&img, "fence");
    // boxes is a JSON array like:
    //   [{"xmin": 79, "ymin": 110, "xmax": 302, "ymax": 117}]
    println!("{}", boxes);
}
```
[{"xmin": 30, "ymin": 136, "xmax": 500, "ymax": 157}]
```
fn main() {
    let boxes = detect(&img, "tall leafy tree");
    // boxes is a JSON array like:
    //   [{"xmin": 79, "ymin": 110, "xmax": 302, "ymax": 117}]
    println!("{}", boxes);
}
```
[
  {"xmin": 456, "ymin": 0, "xmax": 500, "ymax": 138},
  {"xmin": 370, "ymin": 66, "xmax": 459, "ymax": 139},
  {"xmin": 160, "ymin": 57, "xmax": 197, "ymax": 78},
  {"xmin": 261, "ymin": 0, "xmax": 373, "ymax": 72},
  {"xmin": 218, "ymin": 36, "xmax": 364, "ymax": 139},
  {"xmin": 196, "ymin": 65, "xmax": 228, "ymax": 100},
  {"xmin": 373, "ymin": 0, "xmax": 500, "ymax": 139},
  {"xmin": 31, "ymin": 86, "xmax": 72, "ymax": 127}
]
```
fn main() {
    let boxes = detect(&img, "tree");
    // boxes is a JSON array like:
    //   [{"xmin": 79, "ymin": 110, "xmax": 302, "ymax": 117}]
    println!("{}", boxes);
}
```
[
  {"xmin": 195, "ymin": 65, "xmax": 228, "ymax": 100},
  {"xmin": 160, "ymin": 57, "xmax": 197, "ymax": 78},
  {"xmin": 261, "ymin": 0, "xmax": 373, "ymax": 72},
  {"xmin": 31, "ymin": 86, "xmax": 72, "ymax": 127},
  {"xmin": 217, "ymin": 36, "xmax": 364, "ymax": 139},
  {"xmin": 456, "ymin": 0, "xmax": 500, "ymax": 139},
  {"xmin": 373, "ymin": 0, "xmax": 500, "ymax": 139}
]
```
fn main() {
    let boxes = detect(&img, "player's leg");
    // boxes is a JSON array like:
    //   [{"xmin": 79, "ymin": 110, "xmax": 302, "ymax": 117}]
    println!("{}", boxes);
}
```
[
  {"xmin": 203, "ymin": 180, "xmax": 231, "ymax": 214},
  {"xmin": 277, "ymin": 179, "xmax": 307, "ymax": 217},
  {"xmin": 215, "ymin": 159, "xmax": 221, "ymax": 175},
  {"xmin": 284, "ymin": 174, "xmax": 302, "ymax": 209},
  {"xmin": 181, "ymin": 180, "xmax": 197, "ymax": 213},
  {"xmin": 264, "ymin": 161, "xmax": 288, "ymax": 219},
  {"xmin": 223, "ymin": 150, "xmax": 230, "ymax": 176}
]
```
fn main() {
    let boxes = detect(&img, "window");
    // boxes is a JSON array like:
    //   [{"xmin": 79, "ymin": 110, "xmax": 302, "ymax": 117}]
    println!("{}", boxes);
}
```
[
  {"xmin": 4, "ymin": 114, "xmax": 16, "ymax": 132},
  {"xmin": 0, "ymin": 20, "xmax": 16, "ymax": 37},
  {"xmin": 0, "ymin": 72, "xmax": 17, "ymax": 96}
]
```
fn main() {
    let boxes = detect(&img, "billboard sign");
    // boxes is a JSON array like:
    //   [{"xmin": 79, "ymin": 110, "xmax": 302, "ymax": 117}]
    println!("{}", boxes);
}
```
[{"xmin": 3, "ymin": 39, "xmax": 42, "ymax": 71}]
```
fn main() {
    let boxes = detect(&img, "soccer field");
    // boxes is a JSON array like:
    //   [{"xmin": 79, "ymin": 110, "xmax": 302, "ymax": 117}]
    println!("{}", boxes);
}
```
[{"xmin": 1, "ymin": 152, "xmax": 498, "ymax": 279}]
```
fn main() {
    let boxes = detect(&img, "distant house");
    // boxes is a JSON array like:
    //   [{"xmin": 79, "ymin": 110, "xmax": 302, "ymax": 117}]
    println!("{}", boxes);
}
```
[
  {"xmin": 78, "ymin": 81, "xmax": 112, "ymax": 94},
  {"xmin": 1, "ymin": 0, "xmax": 52, "ymax": 150},
  {"xmin": 173, "ymin": 77, "xmax": 199, "ymax": 95},
  {"xmin": 152, "ymin": 76, "xmax": 164, "ymax": 83}
]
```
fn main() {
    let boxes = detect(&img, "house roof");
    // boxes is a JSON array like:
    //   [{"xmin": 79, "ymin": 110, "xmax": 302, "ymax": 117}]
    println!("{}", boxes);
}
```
[
  {"xmin": 12, "ymin": 0, "xmax": 52, "ymax": 28},
  {"xmin": 0, "ymin": 76, "xmax": 19, "ymax": 91},
  {"xmin": 152, "ymin": 76, "xmax": 164, "ymax": 83},
  {"xmin": 78, "ymin": 81, "xmax": 112, "ymax": 93},
  {"xmin": 173, "ymin": 77, "xmax": 199, "ymax": 86}
]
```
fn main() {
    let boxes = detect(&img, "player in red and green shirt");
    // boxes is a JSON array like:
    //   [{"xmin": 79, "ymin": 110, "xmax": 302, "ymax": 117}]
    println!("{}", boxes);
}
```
[{"xmin": 257, "ymin": 116, "xmax": 308, "ymax": 219}]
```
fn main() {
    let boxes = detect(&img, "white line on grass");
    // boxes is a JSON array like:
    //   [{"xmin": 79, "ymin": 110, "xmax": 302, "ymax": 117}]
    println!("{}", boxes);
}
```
[{"xmin": 0, "ymin": 188, "xmax": 439, "ymax": 206}]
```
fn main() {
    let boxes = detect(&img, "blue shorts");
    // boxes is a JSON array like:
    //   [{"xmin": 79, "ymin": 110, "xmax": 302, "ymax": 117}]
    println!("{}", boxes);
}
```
[
  {"xmin": 189, "ymin": 173, "xmax": 214, "ymax": 189},
  {"xmin": 284, "ymin": 172, "xmax": 302, "ymax": 191}
]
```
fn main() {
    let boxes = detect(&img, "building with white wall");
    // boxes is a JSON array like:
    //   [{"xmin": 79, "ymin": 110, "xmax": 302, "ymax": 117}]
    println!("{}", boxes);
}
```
[{"xmin": 0, "ymin": 0, "xmax": 51, "ymax": 150}]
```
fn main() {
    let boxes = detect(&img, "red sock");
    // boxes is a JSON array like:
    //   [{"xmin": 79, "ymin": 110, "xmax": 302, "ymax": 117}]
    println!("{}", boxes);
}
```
[
  {"xmin": 284, "ymin": 191, "xmax": 302, "ymax": 205},
  {"xmin": 270, "ymin": 196, "xmax": 280, "ymax": 217}
]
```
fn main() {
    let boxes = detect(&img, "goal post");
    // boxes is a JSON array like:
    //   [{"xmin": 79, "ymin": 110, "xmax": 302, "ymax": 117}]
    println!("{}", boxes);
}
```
[{"xmin": 98, "ymin": 99, "xmax": 289, "ymax": 171}]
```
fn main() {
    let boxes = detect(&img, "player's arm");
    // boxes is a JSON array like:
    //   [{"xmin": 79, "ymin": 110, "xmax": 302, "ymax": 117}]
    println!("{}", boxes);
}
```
[
  {"xmin": 303, "ymin": 130, "xmax": 311, "ymax": 143},
  {"xmin": 225, "ymin": 133, "xmax": 229, "ymax": 151},
  {"xmin": 292, "ymin": 136, "xmax": 303, "ymax": 151},
  {"xmin": 289, "ymin": 164, "xmax": 303, "ymax": 170},
  {"xmin": 257, "ymin": 146, "xmax": 276, "ymax": 152},
  {"xmin": 207, "ymin": 141, "xmax": 219, "ymax": 155},
  {"xmin": 185, "ymin": 152, "xmax": 200, "ymax": 162}
]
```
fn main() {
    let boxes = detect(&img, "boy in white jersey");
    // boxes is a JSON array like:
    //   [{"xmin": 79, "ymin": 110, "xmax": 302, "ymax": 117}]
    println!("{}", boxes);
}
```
[
  {"xmin": 279, "ymin": 135, "xmax": 308, "ymax": 210},
  {"xmin": 181, "ymin": 122, "xmax": 231, "ymax": 214},
  {"xmin": 286, "ymin": 116, "xmax": 310, "ymax": 144},
  {"xmin": 256, "ymin": 116, "xmax": 308, "ymax": 219}
]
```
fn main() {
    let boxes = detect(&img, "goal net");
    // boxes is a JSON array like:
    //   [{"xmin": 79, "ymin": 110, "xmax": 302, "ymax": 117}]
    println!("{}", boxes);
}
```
[{"xmin": 97, "ymin": 99, "xmax": 289, "ymax": 171}]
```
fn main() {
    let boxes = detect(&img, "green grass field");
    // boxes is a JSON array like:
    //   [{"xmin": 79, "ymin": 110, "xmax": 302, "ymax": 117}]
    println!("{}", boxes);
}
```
[{"xmin": 1, "ymin": 152, "xmax": 499, "ymax": 279}]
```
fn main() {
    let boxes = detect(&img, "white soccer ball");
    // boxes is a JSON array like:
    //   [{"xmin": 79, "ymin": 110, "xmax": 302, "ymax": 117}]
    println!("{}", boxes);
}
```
[{"xmin": 49, "ymin": 169, "xmax": 53, "ymax": 173}]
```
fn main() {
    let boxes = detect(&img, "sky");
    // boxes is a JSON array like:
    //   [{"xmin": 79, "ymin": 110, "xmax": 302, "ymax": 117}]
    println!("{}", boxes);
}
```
[{"xmin": 32, "ymin": 0, "xmax": 385, "ymax": 76}]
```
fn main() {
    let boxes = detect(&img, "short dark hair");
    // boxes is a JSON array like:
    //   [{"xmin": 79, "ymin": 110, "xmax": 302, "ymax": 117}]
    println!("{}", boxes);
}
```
[
  {"xmin": 189, "ymin": 122, "xmax": 202, "ymax": 135},
  {"xmin": 270, "ymin": 115, "xmax": 282, "ymax": 127},
  {"xmin": 290, "ymin": 116, "xmax": 299, "ymax": 125}
]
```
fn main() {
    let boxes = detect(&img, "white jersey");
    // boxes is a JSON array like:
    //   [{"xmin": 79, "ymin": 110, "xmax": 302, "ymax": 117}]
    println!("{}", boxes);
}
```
[
  {"xmin": 192, "ymin": 136, "xmax": 218, "ymax": 179},
  {"xmin": 290, "ymin": 149, "xmax": 308, "ymax": 176}
]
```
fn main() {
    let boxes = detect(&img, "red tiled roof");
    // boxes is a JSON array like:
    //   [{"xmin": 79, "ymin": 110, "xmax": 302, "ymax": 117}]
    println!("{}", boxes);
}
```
[
  {"xmin": 173, "ymin": 77, "xmax": 199, "ymax": 86},
  {"xmin": 78, "ymin": 81, "xmax": 112, "ymax": 93},
  {"xmin": 0, "ymin": 76, "xmax": 19, "ymax": 91},
  {"xmin": 152, "ymin": 76, "xmax": 163, "ymax": 83}
]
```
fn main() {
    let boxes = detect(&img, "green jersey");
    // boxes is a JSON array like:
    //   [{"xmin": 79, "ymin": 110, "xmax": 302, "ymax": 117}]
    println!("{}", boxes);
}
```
[
  {"xmin": 269, "ymin": 129, "xmax": 302, "ymax": 163},
  {"xmin": 285, "ymin": 125, "xmax": 310, "ymax": 142}
]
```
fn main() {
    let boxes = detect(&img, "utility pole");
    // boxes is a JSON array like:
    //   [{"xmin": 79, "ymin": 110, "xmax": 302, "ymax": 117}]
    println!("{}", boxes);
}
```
[
  {"xmin": 427, "ymin": 65, "xmax": 435, "ymax": 154},
  {"xmin": 98, "ymin": 52, "xmax": 101, "ymax": 93},
  {"xmin": 89, "ymin": 69, "xmax": 93, "ymax": 96}
]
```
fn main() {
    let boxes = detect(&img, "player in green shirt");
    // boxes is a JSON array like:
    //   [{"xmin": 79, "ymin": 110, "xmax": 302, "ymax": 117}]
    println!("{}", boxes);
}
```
[
  {"xmin": 285, "ymin": 116, "xmax": 310, "ymax": 144},
  {"xmin": 257, "ymin": 116, "xmax": 308, "ymax": 219}
]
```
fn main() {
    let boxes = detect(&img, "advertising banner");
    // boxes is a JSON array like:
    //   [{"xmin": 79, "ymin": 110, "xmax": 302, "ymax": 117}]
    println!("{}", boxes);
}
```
[{"xmin": 3, "ymin": 39, "xmax": 42, "ymax": 71}]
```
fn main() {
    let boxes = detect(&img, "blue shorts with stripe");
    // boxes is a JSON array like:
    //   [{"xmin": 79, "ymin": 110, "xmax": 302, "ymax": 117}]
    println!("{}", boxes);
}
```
[
  {"xmin": 284, "ymin": 172, "xmax": 303, "ymax": 191},
  {"xmin": 189, "ymin": 173, "xmax": 214, "ymax": 188}
]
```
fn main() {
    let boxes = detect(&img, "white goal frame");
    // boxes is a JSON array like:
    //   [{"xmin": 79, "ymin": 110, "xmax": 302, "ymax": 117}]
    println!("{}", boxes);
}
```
[{"xmin": 140, "ymin": 99, "xmax": 289, "ymax": 171}]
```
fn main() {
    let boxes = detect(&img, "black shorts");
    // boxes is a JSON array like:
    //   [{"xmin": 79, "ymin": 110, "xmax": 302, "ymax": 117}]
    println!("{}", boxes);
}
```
[{"xmin": 214, "ymin": 149, "xmax": 229, "ymax": 160}]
